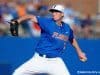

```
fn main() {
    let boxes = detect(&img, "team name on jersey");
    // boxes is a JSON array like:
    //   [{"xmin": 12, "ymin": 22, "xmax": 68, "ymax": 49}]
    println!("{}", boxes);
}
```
[{"xmin": 52, "ymin": 32, "xmax": 68, "ymax": 41}]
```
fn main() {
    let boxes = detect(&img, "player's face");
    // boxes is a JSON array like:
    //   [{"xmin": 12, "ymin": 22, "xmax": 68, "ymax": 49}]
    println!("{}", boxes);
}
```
[{"xmin": 52, "ymin": 11, "xmax": 64, "ymax": 21}]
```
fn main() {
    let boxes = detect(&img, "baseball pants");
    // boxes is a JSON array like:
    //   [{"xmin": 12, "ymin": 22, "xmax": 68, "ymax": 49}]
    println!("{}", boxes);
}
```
[{"xmin": 12, "ymin": 52, "xmax": 70, "ymax": 75}]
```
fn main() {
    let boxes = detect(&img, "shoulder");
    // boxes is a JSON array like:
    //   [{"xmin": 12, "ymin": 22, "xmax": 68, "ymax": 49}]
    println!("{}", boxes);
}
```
[
  {"xmin": 37, "ymin": 16, "xmax": 52, "ymax": 21},
  {"xmin": 36, "ymin": 16, "xmax": 53, "ymax": 24},
  {"xmin": 62, "ymin": 22, "xmax": 71, "ymax": 29},
  {"xmin": 62, "ymin": 22, "xmax": 74, "ymax": 34}
]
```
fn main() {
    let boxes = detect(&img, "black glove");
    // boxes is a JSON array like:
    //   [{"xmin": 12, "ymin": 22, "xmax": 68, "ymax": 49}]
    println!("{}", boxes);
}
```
[{"xmin": 10, "ymin": 19, "xmax": 19, "ymax": 36}]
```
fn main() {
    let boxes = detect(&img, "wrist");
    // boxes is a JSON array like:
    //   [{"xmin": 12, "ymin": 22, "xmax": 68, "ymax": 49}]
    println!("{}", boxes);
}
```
[
  {"xmin": 14, "ymin": 20, "xmax": 19, "ymax": 25},
  {"xmin": 11, "ymin": 19, "xmax": 19, "ymax": 25}
]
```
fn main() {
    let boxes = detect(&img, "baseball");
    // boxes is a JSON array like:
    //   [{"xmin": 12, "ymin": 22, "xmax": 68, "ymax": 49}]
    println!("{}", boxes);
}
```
[{"xmin": 80, "ymin": 58, "xmax": 87, "ymax": 62}]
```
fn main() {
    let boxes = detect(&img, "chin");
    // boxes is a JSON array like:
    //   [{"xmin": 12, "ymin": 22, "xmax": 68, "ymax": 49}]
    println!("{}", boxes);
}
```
[{"xmin": 53, "ymin": 18, "xmax": 59, "ymax": 21}]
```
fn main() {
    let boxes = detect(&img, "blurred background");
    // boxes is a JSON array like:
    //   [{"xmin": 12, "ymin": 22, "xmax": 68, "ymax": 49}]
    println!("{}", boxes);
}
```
[
  {"xmin": 0, "ymin": 0, "xmax": 100, "ymax": 38},
  {"xmin": 0, "ymin": 0, "xmax": 100, "ymax": 75}
]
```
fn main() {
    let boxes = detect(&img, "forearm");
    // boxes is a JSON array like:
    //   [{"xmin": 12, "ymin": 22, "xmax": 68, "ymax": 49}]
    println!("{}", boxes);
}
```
[
  {"xmin": 17, "ymin": 15, "xmax": 32, "ymax": 23},
  {"xmin": 17, "ymin": 15, "xmax": 37, "ymax": 23},
  {"xmin": 71, "ymin": 38, "xmax": 82, "ymax": 54},
  {"xmin": 71, "ymin": 38, "xmax": 87, "ymax": 62}
]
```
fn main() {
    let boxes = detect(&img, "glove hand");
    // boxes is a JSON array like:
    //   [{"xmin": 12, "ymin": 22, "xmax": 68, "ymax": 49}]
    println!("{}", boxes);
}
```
[{"xmin": 10, "ymin": 19, "xmax": 19, "ymax": 36}]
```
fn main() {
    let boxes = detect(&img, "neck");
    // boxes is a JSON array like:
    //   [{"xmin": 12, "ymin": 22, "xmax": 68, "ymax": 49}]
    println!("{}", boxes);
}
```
[{"xmin": 56, "ymin": 20, "xmax": 62, "ymax": 26}]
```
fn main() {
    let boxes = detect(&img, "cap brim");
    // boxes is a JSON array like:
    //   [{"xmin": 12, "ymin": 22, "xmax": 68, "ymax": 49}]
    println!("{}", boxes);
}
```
[{"xmin": 49, "ymin": 9, "xmax": 62, "ymax": 13}]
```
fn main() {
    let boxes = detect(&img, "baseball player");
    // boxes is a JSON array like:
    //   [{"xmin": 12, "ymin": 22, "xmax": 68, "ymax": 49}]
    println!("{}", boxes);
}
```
[{"xmin": 11, "ymin": 4, "xmax": 87, "ymax": 75}]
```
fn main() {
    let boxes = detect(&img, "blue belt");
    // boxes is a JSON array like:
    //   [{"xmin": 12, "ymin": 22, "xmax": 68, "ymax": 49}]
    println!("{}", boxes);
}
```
[{"xmin": 39, "ymin": 54, "xmax": 58, "ymax": 58}]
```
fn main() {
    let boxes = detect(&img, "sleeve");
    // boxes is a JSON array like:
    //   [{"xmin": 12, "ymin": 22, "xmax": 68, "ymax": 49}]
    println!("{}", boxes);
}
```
[
  {"xmin": 36, "ymin": 16, "xmax": 47, "ymax": 30},
  {"xmin": 69, "ymin": 28, "xmax": 74, "ymax": 43}
]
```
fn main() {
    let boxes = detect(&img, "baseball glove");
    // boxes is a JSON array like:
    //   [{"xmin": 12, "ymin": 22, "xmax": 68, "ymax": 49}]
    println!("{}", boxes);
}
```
[{"xmin": 10, "ymin": 19, "xmax": 19, "ymax": 36}]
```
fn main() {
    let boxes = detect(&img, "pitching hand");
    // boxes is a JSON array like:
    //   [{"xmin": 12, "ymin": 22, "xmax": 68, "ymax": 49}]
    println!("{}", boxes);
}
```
[{"xmin": 78, "ymin": 51, "xmax": 87, "ymax": 62}]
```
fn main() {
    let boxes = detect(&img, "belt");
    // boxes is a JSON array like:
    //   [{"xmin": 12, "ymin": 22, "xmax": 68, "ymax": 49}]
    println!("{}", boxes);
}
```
[{"xmin": 39, "ymin": 53, "xmax": 58, "ymax": 58}]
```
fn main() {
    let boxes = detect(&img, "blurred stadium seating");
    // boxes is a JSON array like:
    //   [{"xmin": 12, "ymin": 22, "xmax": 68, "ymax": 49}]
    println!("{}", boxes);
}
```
[{"xmin": 0, "ymin": 0, "xmax": 100, "ymax": 38}]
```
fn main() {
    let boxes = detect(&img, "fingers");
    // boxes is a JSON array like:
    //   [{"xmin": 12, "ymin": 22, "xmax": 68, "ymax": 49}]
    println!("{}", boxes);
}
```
[
  {"xmin": 10, "ymin": 19, "xmax": 19, "ymax": 25},
  {"xmin": 80, "ymin": 57, "xmax": 87, "ymax": 62},
  {"xmin": 11, "ymin": 21, "xmax": 16, "ymax": 24},
  {"xmin": 79, "ymin": 52, "xmax": 87, "ymax": 62}
]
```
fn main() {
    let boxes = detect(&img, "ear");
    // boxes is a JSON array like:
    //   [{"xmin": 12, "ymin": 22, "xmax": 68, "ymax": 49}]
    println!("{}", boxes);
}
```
[{"xmin": 62, "ymin": 13, "xmax": 64, "ymax": 17}]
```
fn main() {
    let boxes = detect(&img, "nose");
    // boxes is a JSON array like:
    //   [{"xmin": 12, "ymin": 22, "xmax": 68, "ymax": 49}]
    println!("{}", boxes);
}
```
[{"xmin": 52, "ymin": 12, "xmax": 57, "ymax": 16}]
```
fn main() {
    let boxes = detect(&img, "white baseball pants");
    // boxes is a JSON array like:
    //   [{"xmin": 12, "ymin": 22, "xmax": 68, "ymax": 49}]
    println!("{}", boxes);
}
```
[{"xmin": 12, "ymin": 52, "xmax": 70, "ymax": 75}]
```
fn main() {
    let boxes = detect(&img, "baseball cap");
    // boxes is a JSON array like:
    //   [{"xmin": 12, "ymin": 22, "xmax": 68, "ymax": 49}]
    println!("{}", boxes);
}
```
[{"xmin": 49, "ymin": 4, "xmax": 65, "ymax": 13}]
